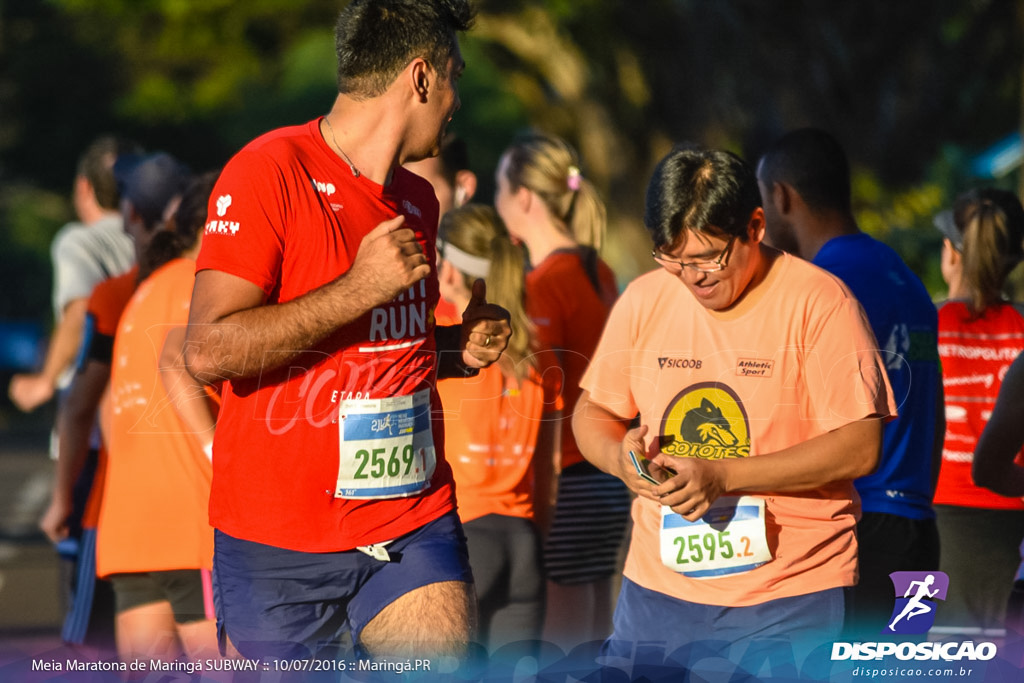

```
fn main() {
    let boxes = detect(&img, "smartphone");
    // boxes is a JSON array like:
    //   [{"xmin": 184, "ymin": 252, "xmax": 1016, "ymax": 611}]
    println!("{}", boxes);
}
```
[{"xmin": 628, "ymin": 450, "xmax": 675, "ymax": 485}]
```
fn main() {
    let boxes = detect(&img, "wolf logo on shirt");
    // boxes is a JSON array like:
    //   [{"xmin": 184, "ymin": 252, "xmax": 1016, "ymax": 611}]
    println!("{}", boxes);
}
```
[
  {"xmin": 680, "ymin": 398, "xmax": 739, "ymax": 446},
  {"xmin": 660, "ymin": 383, "xmax": 750, "ymax": 460}
]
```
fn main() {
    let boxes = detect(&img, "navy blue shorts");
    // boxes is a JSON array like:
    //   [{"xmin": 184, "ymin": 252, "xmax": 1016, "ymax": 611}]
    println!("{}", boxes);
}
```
[
  {"xmin": 213, "ymin": 510, "xmax": 472, "ymax": 660},
  {"xmin": 602, "ymin": 577, "xmax": 844, "ymax": 678}
]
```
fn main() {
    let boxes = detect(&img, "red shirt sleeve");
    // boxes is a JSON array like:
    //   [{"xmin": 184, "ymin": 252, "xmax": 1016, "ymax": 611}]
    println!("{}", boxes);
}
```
[{"xmin": 196, "ymin": 150, "xmax": 288, "ymax": 296}]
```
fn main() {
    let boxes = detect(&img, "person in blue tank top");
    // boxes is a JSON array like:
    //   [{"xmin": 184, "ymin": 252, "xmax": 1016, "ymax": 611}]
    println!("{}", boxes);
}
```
[{"xmin": 756, "ymin": 128, "xmax": 943, "ymax": 638}]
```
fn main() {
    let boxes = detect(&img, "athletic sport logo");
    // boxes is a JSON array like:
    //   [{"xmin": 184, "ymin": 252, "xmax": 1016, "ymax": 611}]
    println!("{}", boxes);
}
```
[
  {"xmin": 885, "ymin": 571, "xmax": 949, "ymax": 635},
  {"xmin": 659, "ymin": 383, "xmax": 750, "ymax": 460}
]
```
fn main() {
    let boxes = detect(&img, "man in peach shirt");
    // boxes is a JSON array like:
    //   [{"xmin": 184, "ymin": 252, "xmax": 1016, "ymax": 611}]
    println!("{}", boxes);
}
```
[{"xmin": 574, "ymin": 146, "xmax": 895, "ymax": 677}]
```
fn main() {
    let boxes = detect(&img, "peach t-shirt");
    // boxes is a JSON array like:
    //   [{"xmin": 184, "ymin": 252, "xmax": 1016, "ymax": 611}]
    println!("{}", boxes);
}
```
[{"xmin": 582, "ymin": 251, "xmax": 895, "ymax": 606}]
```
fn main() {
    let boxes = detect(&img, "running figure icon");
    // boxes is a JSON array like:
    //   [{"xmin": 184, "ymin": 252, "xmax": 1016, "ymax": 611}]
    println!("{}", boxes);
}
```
[{"xmin": 889, "ymin": 574, "xmax": 939, "ymax": 630}]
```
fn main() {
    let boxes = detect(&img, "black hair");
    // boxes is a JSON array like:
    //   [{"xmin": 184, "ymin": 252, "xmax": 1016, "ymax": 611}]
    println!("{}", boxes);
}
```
[
  {"xmin": 141, "ymin": 170, "xmax": 220, "ymax": 277},
  {"xmin": 436, "ymin": 133, "xmax": 469, "ymax": 188},
  {"xmin": 334, "ymin": 0, "xmax": 474, "ymax": 97},
  {"xmin": 756, "ymin": 128, "xmax": 852, "ymax": 215},
  {"xmin": 644, "ymin": 146, "xmax": 761, "ymax": 250}
]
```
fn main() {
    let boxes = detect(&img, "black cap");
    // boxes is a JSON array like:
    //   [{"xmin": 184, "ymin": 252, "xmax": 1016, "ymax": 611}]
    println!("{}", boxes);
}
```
[
  {"xmin": 933, "ymin": 209, "xmax": 962, "ymax": 251},
  {"xmin": 113, "ymin": 153, "xmax": 191, "ymax": 227}
]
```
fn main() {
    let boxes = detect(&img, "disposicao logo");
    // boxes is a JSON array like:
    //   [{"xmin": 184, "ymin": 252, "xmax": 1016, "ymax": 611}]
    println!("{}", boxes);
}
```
[
  {"xmin": 831, "ymin": 570, "xmax": 999, "ymax": 663},
  {"xmin": 885, "ymin": 571, "xmax": 949, "ymax": 635}
]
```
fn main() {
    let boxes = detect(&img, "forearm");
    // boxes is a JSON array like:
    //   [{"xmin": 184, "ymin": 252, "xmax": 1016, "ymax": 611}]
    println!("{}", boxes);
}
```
[
  {"xmin": 649, "ymin": 417, "xmax": 883, "ymax": 522},
  {"xmin": 572, "ymin": 391, "xmax": 632, "ymax": 481},
  {"xmin": 715, "ymin": 418, "xmax": 883, "ymax": 493},
  {"xmin": 185, "ymin": 270, "xmax": 380, "ymax": 384},
  {"xmin": 972, "ymin": 397, "xmax": 1024, "ymax": 497},
  {"xmin": 973, "ymin": 455, "xmax": 1024, "ymax": 497},
  {"xmin": 188, "ymin": 217, "xmax": 444, "ymax": 384},
  {"xmin": 53, "ymin": 364, "xmax": 109, "ymax": 500},
  {"xmin": 40, "ymin": 299, "xmax": 88, "ymax": 385},
  {"xmin": 161, "ymin": 327, "xmax": 216, "ymax": 453},
  {"xmin": 531, "ymin": 411, "xmax": 561, "ymax": 534}
]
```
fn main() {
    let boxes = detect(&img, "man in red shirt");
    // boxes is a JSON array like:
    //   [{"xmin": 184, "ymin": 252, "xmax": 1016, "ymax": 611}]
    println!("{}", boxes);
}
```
[{"xmin": 185, "ymin": 0, "xmax": 509, "ymax": 663}]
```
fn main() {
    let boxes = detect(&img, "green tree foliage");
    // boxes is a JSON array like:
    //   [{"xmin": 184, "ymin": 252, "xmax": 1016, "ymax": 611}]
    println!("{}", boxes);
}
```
[
  {"xmin": 2, "ymin": 0, "xmax": 1022, "ymax": 328},
  {"xmin": 470, "ymin": 0, "xmax": 1023, "ymax": 291}
]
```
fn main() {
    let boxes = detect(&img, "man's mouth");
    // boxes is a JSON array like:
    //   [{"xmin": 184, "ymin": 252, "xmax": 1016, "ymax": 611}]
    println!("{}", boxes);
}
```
[{"xmin": 692, "ymin": 280, "xmax": 719, "ymax": 298}]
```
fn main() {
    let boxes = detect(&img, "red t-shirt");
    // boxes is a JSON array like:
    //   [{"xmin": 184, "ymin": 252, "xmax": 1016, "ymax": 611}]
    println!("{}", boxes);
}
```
[
  {"xmin": 88, "ymin": 268, "xmax": 138, "ymax": 338},
  {"xmin": 526, "ymin": 250, "xmax": 617, "ymax": 469},
  {"xmin": 934, "ymin": 301, "xmax": 1024, "ymax": 510},
  {"xmin": 196, "ymin": 119, "xmax": 455, "ymax": 551}
]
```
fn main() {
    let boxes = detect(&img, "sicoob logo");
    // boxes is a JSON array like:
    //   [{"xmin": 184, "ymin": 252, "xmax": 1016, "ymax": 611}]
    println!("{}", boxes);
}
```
[
  {"xmin": 659, "ymin": 383, "xmax": 750, "ymax": 459},
  {"xmin": 885, "ymin": 571, "xmax": 949, "ymax": 635}
]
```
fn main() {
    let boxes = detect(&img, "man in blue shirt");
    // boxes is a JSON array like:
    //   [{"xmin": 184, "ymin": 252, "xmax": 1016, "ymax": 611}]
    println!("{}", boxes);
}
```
[{"xmin": 757, "ymin": 128, "xmax": 943, "ymax": 638}]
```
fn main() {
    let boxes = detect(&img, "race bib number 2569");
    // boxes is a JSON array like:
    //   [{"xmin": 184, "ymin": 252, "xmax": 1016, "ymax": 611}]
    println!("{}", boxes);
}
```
[{"xmin": 334, "ymin": 389, "xmax": 436, "ymax": 499}]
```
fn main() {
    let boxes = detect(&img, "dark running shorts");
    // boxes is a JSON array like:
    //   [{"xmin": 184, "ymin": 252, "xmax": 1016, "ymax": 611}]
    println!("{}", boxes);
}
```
[
  {"xmin": 543, "ymin": 461, "xmax": 632, "ymax": 585},
  {"xmin": 604, "ymin": 577, "xmax": 844, "ymax": 673},
  {"xmin": 213, "ymin": 510, "xmax": 473, "ymax": 660},
  {"xmin": 108, "ymin": 569, "xmax": 213, "ymax": 624}
]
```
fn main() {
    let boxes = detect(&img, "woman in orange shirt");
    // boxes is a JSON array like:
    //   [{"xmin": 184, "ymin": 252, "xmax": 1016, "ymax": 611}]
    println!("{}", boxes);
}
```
[
  {"xmin": 97, "ymin": 172, "xmax": 222, "ymax": 666},
  {"xmin": 494, "ymin": 132, "xmax": 630, "ymax": 646},
  {"xmin": 436, "ymin": 204, "xmax": 561, "ymax": 651}
]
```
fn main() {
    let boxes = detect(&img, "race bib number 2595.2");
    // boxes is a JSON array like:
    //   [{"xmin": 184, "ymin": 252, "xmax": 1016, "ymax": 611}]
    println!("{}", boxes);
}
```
[{"xmin": 660, "ymin": 495, "xmax": 771, "ymax": 578}]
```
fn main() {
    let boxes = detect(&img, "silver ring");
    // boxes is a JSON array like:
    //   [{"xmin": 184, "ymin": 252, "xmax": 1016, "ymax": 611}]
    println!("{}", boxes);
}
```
[{"xmin": 484, "ymin": 335, "xmax": 492, "ymax": 347}]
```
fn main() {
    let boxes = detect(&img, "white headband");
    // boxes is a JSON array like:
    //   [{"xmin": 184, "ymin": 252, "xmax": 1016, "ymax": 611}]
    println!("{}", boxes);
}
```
[{"xmin": 437, "ymin": 238, "xmax": 491, "ymax": 279}]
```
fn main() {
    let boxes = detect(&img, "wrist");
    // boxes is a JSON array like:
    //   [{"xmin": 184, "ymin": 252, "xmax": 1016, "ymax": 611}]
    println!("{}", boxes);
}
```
[
  {"xmin": 37, "ymin": 367, "xmax": 60, "ymax": 388},
  {"xmin": 711, "ymin": 458, "xmax": 732, "ymax": 493},
  {"xmin": 609, "ymin": 442, "xmax": 631, "ymax": 481}
]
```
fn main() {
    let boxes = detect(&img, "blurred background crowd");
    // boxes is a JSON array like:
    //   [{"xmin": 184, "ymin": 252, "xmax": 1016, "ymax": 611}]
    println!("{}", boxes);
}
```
[{"xmin": 2, "ymin": 0, "xmax": 1024, "ymax": 653}]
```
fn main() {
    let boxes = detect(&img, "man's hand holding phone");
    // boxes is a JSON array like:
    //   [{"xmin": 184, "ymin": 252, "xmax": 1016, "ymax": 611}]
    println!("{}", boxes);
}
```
[
  {"xmin": 628, "ymin": 450, "xmax": 676, "ymax": 486},
  {"xmin": 620, "ymin": 424, "xmax": 676, "ymax": 500}
]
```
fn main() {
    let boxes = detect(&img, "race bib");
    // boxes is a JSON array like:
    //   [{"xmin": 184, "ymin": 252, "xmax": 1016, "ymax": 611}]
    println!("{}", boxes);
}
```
[
  {"xmin": 335, "ymin": 389, "xmax": 436, "ymax": 499},
  {"xmin": 659, "ymin": 495, "xmax": 771, "ymax": 578}
]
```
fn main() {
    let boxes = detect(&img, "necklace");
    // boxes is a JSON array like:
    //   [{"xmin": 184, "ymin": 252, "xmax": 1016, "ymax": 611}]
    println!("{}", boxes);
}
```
[{"xmin": 322, "ymin": 116, "xmax": 360, "ymax": 177}]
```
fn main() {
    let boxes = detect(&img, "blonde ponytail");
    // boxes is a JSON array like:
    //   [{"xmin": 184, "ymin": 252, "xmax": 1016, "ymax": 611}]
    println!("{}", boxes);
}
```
[
  {"xmin": 501, "ymin": 132, "xmax": 607, "ymax": 250},
  {"xmin": 952, "ymin": 189, "xmax": 1024, "ymax": 317}
]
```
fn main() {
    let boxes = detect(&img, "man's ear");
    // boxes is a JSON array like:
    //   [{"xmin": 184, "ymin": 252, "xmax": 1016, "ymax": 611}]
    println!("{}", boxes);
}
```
[
  {"xmin": 748, "ymin": 207, "xmax": 767, "ymax": 243},
  {"xmin": 409, "ymin": 58, "xmax": 431, "ymax": 102},
  {"xmin": 772, "ymin": 181, "xmax": 793, "ymax": 216},
  {"xmin": 453, "ymin": 170, "xmax": 477, "ymax": 207},
  {"xmin": 73, "ymin": 175, "xmax": 93, "ymax": 202}
]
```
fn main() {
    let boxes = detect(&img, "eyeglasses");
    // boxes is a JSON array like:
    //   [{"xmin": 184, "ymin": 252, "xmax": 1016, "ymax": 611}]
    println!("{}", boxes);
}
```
[{"xmin": 652, "ymin": 236, "xmax": 736, "ymax": 274}]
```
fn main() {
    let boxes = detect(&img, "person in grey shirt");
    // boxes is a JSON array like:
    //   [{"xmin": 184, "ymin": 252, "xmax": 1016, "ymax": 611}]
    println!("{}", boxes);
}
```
[{"xmin": 9, "ymin": 135, "xmax": 138, "ymax": 411}]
